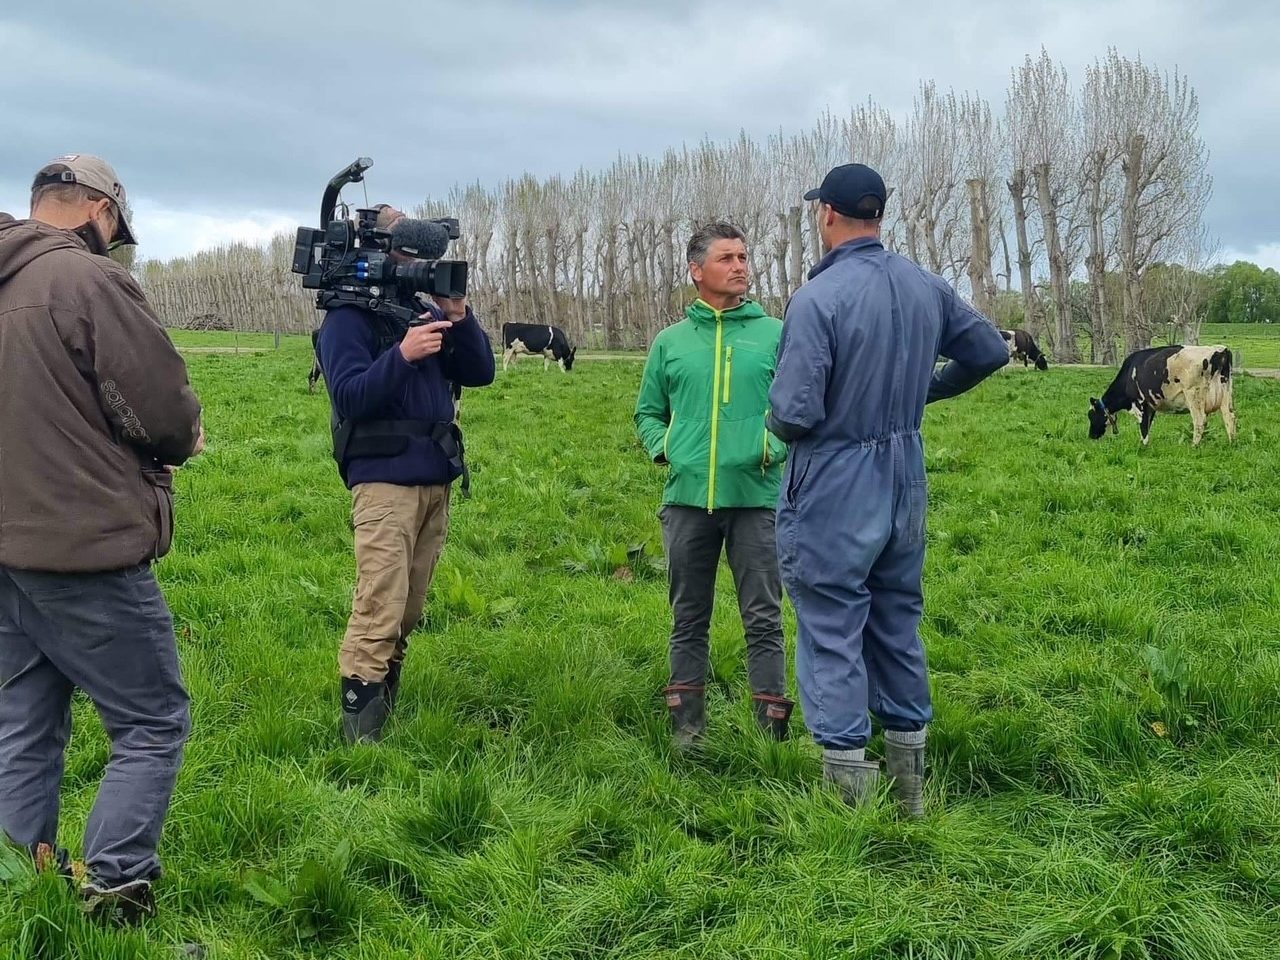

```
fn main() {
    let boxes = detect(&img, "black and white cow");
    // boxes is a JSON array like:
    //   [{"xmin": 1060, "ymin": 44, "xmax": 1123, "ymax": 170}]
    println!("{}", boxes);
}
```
[
  {"xmin": 999, "ymin": 328, "xmax": 1049, "ymax": 370},
  {"xmin": 501, "ymin": 322, "xmax": 576, "ymax": 372},
  {"xmin": 1088, "ymin": 344, "xmax": 1237, "ymax": 446}
]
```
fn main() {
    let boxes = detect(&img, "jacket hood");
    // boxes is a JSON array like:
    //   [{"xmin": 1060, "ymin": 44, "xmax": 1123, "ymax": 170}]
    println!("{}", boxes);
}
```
[
  {"xmin": 685, "ymin": 297, "xmax": 767, "ymax": 325},
  {"xmin": 0, "ymin": 215, "xmax": 87, "ymax": 287}
]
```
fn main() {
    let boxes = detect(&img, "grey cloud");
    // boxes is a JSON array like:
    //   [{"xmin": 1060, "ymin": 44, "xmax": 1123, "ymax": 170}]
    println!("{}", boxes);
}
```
[{"xmin": 2, "ymin": 0, "xmax": 1275, "ymax": 258}]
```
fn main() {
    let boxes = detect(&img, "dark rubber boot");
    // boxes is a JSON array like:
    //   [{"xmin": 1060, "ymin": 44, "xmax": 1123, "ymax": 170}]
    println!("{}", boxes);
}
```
[
  {"xmin": 884, "ymin": 729, "xmax": 926, "ymax": 817},
  {"xmin": 341, "ymin": 677, "xmax": 389, "ymax": 744},
  {"xmin": 80, "ymin": 879, "xmax": 155, "ymax": 926},
  {"xmin": 385, "ymin": 659, "xmax": 404, "ymax": 714},
  {"xmin": 752, "ymin": 694, "xmax": 795, "ymax": 741},
  {"xmin": 823, "ymin": 749, "xmax": 881, "ymax": 807},
  {"xmin": 663, "ymin": 684, "xmax": 706, "ymax": 751}
]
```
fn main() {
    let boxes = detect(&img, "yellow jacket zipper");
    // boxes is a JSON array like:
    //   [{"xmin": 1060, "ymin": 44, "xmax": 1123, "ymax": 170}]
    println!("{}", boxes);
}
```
[
  {"xmin": 707, "ymin": 307, "xmax": 724, "ymax": 513},
  {"xmin": 762, "ymin": 408, "xmax": 771, "ymax": 473}
]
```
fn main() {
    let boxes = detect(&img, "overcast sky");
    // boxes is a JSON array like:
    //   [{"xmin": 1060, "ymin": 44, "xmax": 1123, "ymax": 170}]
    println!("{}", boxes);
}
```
[{"xmin": 2, "ymin": 0, "xmax": 1277, "ymax": 269}]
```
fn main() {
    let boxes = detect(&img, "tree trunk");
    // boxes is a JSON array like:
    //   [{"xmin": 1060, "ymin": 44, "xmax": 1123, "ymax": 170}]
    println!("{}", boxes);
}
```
[
  {"xmin": 905, "ymin": 216, "xmax": 922, "ymax": 266},
  {"xmin": 544, "ymin": 226, "xmax": 559, "ymax": 327},
  {"xmin": 1084, "ymin": 153, "xmax": 1114, "ymax": 364},
  {"xmin": 921, "ymin": 210, "xmax": 944, "ymax": 276},
  {"xmin": 774, "ymin": 210, "xmax": 790, "ymax": 298},
  {"xmin": 787, "ymin": 205, "xmax": 804, "ymax": 296},
  {"xmin": 1007, "ymin": 171, "xmax": 1046, "ymax": 345},
  {"xmin": 602, "ymin": 224, "xmax": 619, "ymax": 350},
  {"xmin": 624, "ymin": 225, "xmax": 647, "ymax": 344},
  {"xmin": 1119, "ymin": 133, "xmax": 1147, "ymax": 354},
  {"xmin": 573, "ymin": 228, "xmax": 586, "ymax": 338},
  {"xmin": 657, "ymin": 221, "xmax": 676, "ymax": 339},
  {"xmin": 747, "ymin": 244, "xmax": 767, "ymax": 306},
  {"xmin": 1031, "ymin": 162, "xmax": 1079, "ymax": 362},
  {"xmin": 965, "ymin": 178, "xmax": 995, "ymax": 315},
  {"xmin": 807, "ymin": 204, "xmax": 822, "ymax": 265},
  {"xmin": 504, "ymin": 229, "xmax": 520, "ymax": 324},
  {"xmin": 997, "ymin": 215, "xmax": 1013, "ymax": 293}
]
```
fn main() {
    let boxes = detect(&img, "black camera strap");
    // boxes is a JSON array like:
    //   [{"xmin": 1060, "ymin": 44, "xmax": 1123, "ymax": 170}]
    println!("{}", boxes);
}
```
[
  {"xmin": 321, "ymin": 305, "xmax": 471, "ymax": 498},
  {"xmin": 333, "ymin": 418, "xmax": 470, "ymax": 498}
]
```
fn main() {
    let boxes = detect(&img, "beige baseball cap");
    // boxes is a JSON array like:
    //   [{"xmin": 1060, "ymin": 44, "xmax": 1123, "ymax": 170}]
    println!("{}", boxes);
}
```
[{"xmin": 32, "ymin": 153, "xmax": 137, "ymax": 247}]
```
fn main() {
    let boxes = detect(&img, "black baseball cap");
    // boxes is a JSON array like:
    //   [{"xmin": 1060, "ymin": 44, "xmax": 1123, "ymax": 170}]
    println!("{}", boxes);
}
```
[{"xmin": 804, "ymin": 163, "xmax": 887, "ymax": 220}]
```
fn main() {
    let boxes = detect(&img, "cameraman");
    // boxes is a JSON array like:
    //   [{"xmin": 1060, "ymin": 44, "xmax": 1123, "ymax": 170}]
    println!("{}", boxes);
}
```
[{"xmin": 316, "ymin": 204, "xmax": 495, "ymax": 744}]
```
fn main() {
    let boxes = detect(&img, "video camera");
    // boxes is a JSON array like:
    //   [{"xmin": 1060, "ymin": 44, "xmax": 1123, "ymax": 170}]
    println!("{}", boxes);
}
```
[{"xmin": 291, "ymin": 157, "xmax": 468, "ymax": 324}]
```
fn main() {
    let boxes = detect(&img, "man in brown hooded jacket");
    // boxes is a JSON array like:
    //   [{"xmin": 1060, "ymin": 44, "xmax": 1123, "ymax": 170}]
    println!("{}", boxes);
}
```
[{"xmin": 0, "ymin": 154, "xmax": 202, "ymax": 925}]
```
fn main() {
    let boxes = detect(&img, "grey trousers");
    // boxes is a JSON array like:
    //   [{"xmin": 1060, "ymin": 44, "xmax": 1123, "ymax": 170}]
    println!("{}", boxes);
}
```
[
  {"xmin": 659, "ymin": 505, "xmax": 785, "ymax": 695},
  {"xmin": 0, "ymin": 563, "xmax": 190, "ymax": 887}
]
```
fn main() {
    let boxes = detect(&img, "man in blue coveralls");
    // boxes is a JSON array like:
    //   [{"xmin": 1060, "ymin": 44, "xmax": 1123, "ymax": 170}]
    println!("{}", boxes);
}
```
[{"xmin": 767, "ymin": 163, "xmax": 1009, "ymax": 815}]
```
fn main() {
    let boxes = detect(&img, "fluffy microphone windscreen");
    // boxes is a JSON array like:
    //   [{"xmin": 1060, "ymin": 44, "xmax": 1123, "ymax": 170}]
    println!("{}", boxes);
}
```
[{"xmin": 389, "ymin": 218, "xmax": 451, "ymax": 260}]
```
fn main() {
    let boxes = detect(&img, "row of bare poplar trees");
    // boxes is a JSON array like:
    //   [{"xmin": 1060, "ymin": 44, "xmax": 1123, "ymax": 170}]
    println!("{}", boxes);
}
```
[{"xmin": 137, "ymin": 47, "xmax": 1211, "ymax": 361}]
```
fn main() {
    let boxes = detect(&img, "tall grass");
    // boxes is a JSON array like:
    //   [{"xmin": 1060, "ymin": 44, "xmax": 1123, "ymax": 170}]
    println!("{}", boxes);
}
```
[{"xmin": 2, "ymin": 339, "xmax": 1277, "ymax": 958}]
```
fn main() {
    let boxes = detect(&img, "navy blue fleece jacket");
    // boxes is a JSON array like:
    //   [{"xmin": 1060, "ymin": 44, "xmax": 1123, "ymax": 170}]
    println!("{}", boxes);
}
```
[{"xmin": 316, "ymin": 303, "xmax": 495, "ymax": 488}]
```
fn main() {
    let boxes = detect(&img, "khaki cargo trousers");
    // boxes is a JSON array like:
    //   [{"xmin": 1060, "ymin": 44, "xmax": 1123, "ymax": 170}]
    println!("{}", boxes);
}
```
[{"xmin": 340, "ymin": 482, "xmax": 450, "ymax": 682}]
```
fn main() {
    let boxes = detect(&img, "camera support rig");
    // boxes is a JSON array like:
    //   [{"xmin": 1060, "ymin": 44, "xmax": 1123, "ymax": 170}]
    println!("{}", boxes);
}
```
[{"xmin": 291, "ymin": 157, "xmax": 465, "ymax": 328}]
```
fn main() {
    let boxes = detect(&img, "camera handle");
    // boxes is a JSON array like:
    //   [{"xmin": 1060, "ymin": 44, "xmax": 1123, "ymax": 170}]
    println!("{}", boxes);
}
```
[{"xmin": 319, "ymin": 157, "xmax": 373, "ymax": 230}]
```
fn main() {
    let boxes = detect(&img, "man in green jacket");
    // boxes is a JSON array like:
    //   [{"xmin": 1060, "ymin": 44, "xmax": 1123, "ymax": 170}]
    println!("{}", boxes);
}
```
[{"xmin": 635, "ymin": 222, "xmax": 794, "ymax": 749}]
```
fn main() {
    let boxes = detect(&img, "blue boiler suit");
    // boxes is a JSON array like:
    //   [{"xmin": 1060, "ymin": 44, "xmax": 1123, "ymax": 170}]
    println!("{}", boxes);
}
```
[{"xmin": 767, "ymin": 237, "xmax": 1009, "ymax": 749}]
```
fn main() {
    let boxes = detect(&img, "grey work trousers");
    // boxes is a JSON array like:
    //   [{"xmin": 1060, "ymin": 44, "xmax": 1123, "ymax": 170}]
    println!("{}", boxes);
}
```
[
  {"xmin": 659, "ymin": 505, "xmax": 785, "ymax": 695},
  {"xmin": 0, "ymin": 563, "xmax": 190, "ymax": 887}
]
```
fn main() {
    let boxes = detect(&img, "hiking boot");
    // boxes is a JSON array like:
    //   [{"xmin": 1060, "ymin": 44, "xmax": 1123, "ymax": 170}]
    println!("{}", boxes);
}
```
[
  {"xmin": 663, "ymin": 684, "xmax": 706, "ymax": 751},
  {"xmin": 341, "ymin": 677, "xmax": 389, "ymax": 744},
  {"xmin": 823, "ymin": 749, "xmax": 881, "ymax": 807},
  {"xmin": 884, "ymin": 728, "xmax": 927, "ymax": 818},
  {"xmin": 752, "ymin": 694, "xmax": 795, "ymax": 741},
  {"xmin": 81, "ymin": 879, "xmax": 155, "ymax": 926},
  {"xmin": 385, "ymin": 659, "xmax": 404, "ymax": 714}
]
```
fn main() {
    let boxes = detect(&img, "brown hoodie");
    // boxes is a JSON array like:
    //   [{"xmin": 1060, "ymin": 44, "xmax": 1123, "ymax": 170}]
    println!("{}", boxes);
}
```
[{"xmin": 0, "ymin": 214, "xmax": 202, "ymax": 572}]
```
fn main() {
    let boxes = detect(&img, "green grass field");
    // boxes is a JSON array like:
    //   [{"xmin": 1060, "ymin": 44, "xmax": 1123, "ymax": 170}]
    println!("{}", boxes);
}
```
[
  {"xmin": 3, "ymin": 336, "xmax": 1279, "ymax": 959},
  {"xmin": 158, "ymin": 320, "xmax": 1280, "ymax": 369},
  {"xmin": 1194, "ymin": 324, "xmax": 1280, "ymax": 369}
]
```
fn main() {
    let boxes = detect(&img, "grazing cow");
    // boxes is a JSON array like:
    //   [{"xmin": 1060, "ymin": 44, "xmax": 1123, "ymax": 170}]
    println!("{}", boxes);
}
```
[
  {"xmin": 999, "ymin": 328, "xmax": 1049, "ymax": 370},
  {"xmin": 501, "ymin": 322, "xmax": 576, "ymax": 372},
  {"xmin": 1088, "ymin": 344, "xmax": 1237, "ymax": 447}
]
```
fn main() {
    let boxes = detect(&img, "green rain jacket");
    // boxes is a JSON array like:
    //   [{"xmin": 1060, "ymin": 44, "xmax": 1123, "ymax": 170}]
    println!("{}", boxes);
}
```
[{"xmin": 635, "ymin": 297, "xmax": 788, "ymax": 510}]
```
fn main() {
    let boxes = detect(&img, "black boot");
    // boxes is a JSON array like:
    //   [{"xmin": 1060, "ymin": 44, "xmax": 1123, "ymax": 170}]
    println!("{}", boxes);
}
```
[
  {"xmin": 663, "ymin": 684, "xmax": 706, "ymax": 751},
  {"xmin": 385, "ymin": 659, "xmax": 404, "ymax": 714},
  {"xmin": 341, "ymin": 677, "xmax": 389, "ymax": 744},
  {"xmin": 752, "ymin": 694, "xmax": 795, "ymax": 741},
  {"xmin": 80, "ymin": 879, "xmax": 155, "ymax": 926}
]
